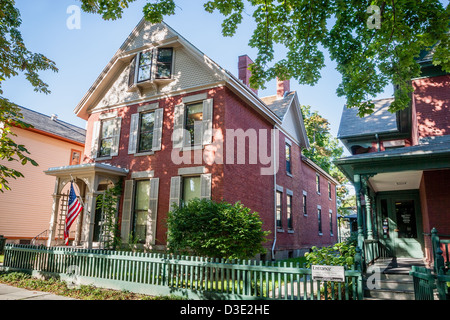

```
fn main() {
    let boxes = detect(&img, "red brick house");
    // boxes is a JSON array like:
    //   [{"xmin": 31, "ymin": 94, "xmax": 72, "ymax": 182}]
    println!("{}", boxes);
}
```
[
  {"xmin": 44, "ymin": 19, "xmax": 338, "ymax": 259},
  {"xmin": 335, "ymin": 48, "xmax": 450, "ymax": 266}
]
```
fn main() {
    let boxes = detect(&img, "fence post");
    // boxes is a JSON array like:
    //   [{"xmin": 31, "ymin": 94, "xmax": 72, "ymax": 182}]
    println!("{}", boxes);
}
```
[
  {"xmin": 354, "ymin": 247, "xmax": 364, "ymax": 300},
  {"xmin": 435, "ymin": 247, "xmax": 445, "ymax": 275},
  {"xmin": 431, "ymin": 228, "xmax": 439, "ymax": 273}
]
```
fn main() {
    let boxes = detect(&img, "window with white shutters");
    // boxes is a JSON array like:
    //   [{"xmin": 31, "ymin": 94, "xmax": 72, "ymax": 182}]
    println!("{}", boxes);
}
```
[
  {"xmin": 91, "ymin": 116, "xmax": 122, "ymax": 159},
  {"xmin": 169, "ymin": 173, "xmax": 212, "ymax": 208},
  {"xmin": 128, "ymin": 107, "xmax": 163, "ymax": 155},
  {"xmin": 172, "ymin": 98, "xmax": 213, "ymax": 149}
]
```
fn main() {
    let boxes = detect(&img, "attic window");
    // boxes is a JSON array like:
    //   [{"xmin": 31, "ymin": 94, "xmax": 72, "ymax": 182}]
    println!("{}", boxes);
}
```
[{"xmin": 129, "ymin": 47, "xmax": 173, "ymax": 88}]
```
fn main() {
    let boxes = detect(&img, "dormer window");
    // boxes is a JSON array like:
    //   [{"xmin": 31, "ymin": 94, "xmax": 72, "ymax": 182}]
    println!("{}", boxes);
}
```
[
  {"xmin": 137, "ymin": 50, "xmax": 153, "ymax": 82},
  {"xmin": 156, "ymin": 48, "xmax": 173, "ymax": 79},
  {"xmin": 129, "ymin": 47, "xmax": 174, "ymax": 88}
]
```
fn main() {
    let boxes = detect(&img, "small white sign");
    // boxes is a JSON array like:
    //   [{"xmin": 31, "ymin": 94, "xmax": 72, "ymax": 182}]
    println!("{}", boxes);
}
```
[{"xmin": 311, "ymin": 265, "xmax": 345, "ymax": 282}]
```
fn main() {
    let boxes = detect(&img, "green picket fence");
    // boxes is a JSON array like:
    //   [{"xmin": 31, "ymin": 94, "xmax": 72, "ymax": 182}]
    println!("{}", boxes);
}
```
[{"xmin": 2, "ymin": 244, "xmax": 363, "ymax": 300}]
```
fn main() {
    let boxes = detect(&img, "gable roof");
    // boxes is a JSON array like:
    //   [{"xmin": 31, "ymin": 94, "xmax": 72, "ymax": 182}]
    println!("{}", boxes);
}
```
[
  {"xmin": 337, "ymin": 97, "xmax": 398, "ymax": 140},
  {"xmin": 261, "ymin": 92, "xmax": 296, "ymax": 119},
  {"xmin": 74, "ymin": 20, "xmax": 280, "ymax": 124},
  {"xmin": 72, "ymin": 19, "xmax": 311, "ymax": 148},
  {"xmin": 17, "ymin": 106, "xmax": 86, "ymax": 145}
]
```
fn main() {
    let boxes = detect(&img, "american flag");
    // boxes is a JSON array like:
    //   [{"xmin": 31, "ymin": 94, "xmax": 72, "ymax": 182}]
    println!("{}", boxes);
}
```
[{"xmin": 64, "ymin": 182, "xmax": 83, "ymax": 246}]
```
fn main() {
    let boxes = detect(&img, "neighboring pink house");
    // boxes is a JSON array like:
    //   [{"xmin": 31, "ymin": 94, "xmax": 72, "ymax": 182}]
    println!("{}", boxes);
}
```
[
  {"xmin": 0, "ymin": 107, "xmax": 85, "ymax": 244},
  {"xmin": 44, "ymin": 20, "xmax": 338, "ymax": 259}
]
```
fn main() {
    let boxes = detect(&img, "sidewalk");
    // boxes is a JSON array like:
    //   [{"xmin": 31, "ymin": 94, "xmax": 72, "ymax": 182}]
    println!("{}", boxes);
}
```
[{"xmin": 0, "ymin": 283, "xmax": 78, "ymax": 300}]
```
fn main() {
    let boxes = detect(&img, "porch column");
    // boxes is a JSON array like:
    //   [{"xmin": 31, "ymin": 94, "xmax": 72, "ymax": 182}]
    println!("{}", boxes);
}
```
[
  {"xmin": 354, "ymin": 174, "xmax": 365, "ymax": 249},
  {"xmin": 83, "ymin": 191, "xmax": 98, "ymax": 249},
  {"xmin": 371, "ymin": 194, "xmax": 378, "ymax": 240},
  {"xmin": 365, "ymin": 191, "xmax": 373, "ymax": 240},
  {"xmin": 47, "ymin": 178, "xmax": 61, "ymax": 247}
]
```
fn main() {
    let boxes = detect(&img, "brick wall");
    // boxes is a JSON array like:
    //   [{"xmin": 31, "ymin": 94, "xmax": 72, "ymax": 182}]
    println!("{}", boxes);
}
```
[
  {"xmin": 413, "ymin": 74, "xmax": 450, "ymax": 138},
  {"xmin": 83, "ymin": 85, "xmax": 338, "ymax": 258},
  {"xmin": 419, "ymin": 170, "xmax": 450, "ymax": 265}
]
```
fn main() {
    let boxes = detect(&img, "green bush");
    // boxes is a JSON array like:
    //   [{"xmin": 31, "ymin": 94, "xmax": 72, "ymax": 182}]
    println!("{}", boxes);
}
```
[
  {"xmin": 304, "ymin": 241, "xmax": 356, "ymax": 269},
  {"xmin": 166, "ymin": 199, "xmax": 270, "ymax": 259}
]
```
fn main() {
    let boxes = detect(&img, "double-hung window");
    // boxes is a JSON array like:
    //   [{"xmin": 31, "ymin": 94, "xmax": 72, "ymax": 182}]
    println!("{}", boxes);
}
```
[
  {"xmin": 185, "ymin": 102, "xmax": 204, "ymax": 146},
  {"xmin": 276, "ymin": 191, "xmax": 283, "ymax": 229},
  {"xmin": 169, "ymin": 169, "xmax": 212, "ymax": 209},
  {"xmin": 329, "ymin": 210, "xmax": 334, "ymax": 236},
  {"xmin": 318, "ymin": 206, "xmax": 322, "ymax": 235},
  {"xmin": 156, "ymin": 48, "xmax": 173, "ymax": 79},
  {"xmin": 133, "ymin": 180, "xmax": 150, "ymax": 243},
  {"xmin": 121, "ymin": 176, "xmax": 160, "ymax": 247},
  {"xmin": 182, "ymin": 176, "xmax": 202, "ymax": 204},
  {"xmin": 287, "ymin": 194, "xmax": 293, "ymax": 230},
  {"xmin": 91, "ymin": 113, "xmax": 122, "ymax": 159},
  {"xmin": 316, "ymin": 174, "xmax": 321, "ymax": 194},
  {"xmin": 128, "ymin": 103, "xmax": 163, "ymax": 155},
  {"xmin": 285, "ymin": 143, "xmax": 292, "ymax": 175},
  {"xmin": 137, "ymin": 50, "xmax": 153, "ymax": 83},
  {"xmin": 172, "ymin": 95, "xmax": 213, "ymax": 149},
  {"xmin": 99, "ymin": 118, "xmax": 115, "ymax": 157},
  {"xmin": 328, "ymin": 182, "xmax": 332, "ymax": 200},
  {"xmin": 138, "ymin": 112, "xmax": 155, "ymax": 153},
  {"xmin": 302, "ymin": 191, "xmax": 307, "ymax": 216}
]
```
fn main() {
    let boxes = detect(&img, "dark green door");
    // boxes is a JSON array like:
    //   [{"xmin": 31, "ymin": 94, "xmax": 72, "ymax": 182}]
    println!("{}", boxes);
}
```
[{"xmin": 378, "ymin": 193, "xmax": 423, "ymax": 258}]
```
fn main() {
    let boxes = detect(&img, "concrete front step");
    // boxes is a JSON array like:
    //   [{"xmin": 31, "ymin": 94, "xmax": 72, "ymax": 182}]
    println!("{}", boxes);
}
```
[
  {"xmin": 365, "ymin": 288, "xmax": 415, "ymax": 300},
  {"xmin": 363, "ymin": 258, "xmax": 425, "ymax": 300}
]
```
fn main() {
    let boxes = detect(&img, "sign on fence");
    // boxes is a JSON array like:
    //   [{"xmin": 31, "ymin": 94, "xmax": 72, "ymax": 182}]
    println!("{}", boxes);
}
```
[{"xmin": 311, "ymin": 265, "xmax": 345, "ymax": 282}]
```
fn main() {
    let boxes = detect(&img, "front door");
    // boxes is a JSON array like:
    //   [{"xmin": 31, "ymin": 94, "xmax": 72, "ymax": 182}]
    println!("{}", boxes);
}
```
[{"xmin": 378, "ymin": 193, "xmax": 424, "ymax": 259}]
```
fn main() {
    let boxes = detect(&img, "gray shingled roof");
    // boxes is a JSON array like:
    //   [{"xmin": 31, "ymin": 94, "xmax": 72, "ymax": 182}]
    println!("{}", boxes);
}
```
[
  {"xmin": 18, "ymin": 106, "xmax": 86, "ymax": 144},
  {"xmin": 260, "ymin": 91, "xmax": 295, "ymax": 120},
  {"xmin": 337, "ymin": 98, "xmax": 398, "ymax": 139}
]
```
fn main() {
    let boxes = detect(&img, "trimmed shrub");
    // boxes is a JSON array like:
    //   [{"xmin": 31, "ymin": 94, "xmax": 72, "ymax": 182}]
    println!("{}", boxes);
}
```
[{"xmin": 166, "ymin": 199, "xmax": 270, "ymax": 259}]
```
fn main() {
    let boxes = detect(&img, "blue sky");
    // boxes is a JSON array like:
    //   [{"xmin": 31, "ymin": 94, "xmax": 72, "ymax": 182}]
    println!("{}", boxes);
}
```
[{"xmin": 4, "ymin": 0, "xmax": 393, "ymax": 143}]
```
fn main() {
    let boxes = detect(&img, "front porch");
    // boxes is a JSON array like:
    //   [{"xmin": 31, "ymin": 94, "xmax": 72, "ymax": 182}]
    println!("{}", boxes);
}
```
[
  {"xmin": 44, "ymin": 163, "xmax": 128, "ymax": 249},
  {"xmin": 336, "ymin": 136, "xmax": 450, "ymax": 268}
]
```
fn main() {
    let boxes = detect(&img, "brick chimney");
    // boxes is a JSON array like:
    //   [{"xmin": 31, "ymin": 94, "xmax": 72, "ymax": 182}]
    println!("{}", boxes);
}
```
[
  {"xmin": 277, "ymin": 78, "xmax": 290, "ymax": 98},
  {"xmin": 238, "ymin": 55, "xmax": 258, "ymax": 95}
]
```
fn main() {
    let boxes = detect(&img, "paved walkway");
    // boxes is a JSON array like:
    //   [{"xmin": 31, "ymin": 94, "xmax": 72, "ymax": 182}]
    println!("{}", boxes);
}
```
[{"xmin": 0, "ymin": 283, "xmax": 78, "ymax": 300}]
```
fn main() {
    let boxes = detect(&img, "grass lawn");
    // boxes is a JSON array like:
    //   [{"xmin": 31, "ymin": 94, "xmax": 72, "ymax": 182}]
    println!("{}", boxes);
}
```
[{"xmin": 0, "ymin": 271, "xmax": 185, "ymax": 300}]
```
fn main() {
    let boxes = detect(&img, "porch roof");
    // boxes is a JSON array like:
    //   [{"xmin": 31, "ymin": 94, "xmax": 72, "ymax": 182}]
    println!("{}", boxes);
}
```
[
  {"xmin": 335, "ymin": 135, "xmax": 450, "ymax": 182},
  {"xmin": 44, "ymin": 162, "xmax": 129, "ymax": 177}
]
